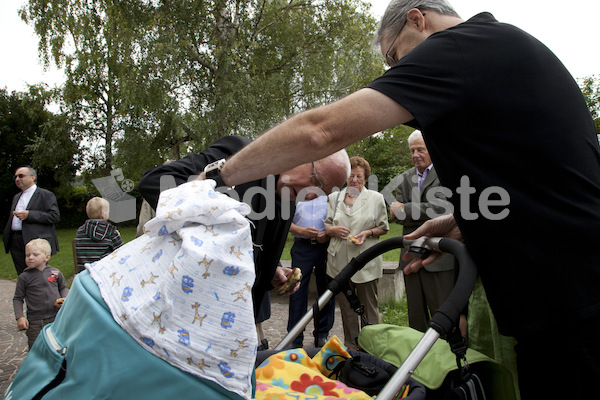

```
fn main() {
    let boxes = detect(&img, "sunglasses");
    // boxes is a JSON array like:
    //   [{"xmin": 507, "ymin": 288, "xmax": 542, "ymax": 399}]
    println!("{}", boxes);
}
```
[{"xmin": 14, "ymin": 174, "xmax": 30, "ymax": 179}]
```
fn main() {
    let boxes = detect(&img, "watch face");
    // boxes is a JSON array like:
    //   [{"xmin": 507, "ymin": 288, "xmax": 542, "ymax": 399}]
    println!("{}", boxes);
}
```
[{"xmin": 204, "ymin": 159, "xmax": 226, "ymax": 178}]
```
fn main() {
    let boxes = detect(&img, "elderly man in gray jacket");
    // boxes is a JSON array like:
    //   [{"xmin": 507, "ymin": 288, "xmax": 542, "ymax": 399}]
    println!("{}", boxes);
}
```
[{"xmin": 390, "ymin": 130, "xmax": 454, "ymax": 332}]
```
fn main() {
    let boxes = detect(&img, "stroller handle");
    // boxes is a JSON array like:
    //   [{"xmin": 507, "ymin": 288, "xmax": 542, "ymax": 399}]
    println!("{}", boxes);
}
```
[
  {"xmin": 430, "ymin": 237, "xmax": 477, "ymax": 335},
  {"xmin": 328, "ymin": 236, "xmax": 477, "ymax": 336}
]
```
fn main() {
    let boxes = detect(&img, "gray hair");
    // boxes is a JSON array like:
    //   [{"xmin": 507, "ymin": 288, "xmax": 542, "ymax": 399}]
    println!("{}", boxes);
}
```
[
  {"xmin": 374, "ymin": 0, "xmax": 460, "ymax": 47},
  {"xmin": 314, "ymin": 149, "xmax": 351, "ymax": 192},
  {"xmin": 407, "ymin": 129, "xmax": 423, "ymax": 145},
  {"xmin": 17, "ymin": 166, "xmax": 37, "ymax": 183},
  {"xmin": 319, "ymin": 149, "xmax": 351, "ymax": 179}
]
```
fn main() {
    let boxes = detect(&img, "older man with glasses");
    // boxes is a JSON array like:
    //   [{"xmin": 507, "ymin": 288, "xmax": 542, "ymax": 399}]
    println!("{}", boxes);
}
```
[
  {"xmin": 195, "ymin": 0, "xmax": 600, "ymax": 397},
  {"xmin": 4, "ymin": 166, "xmax": 60, "ymax": 275},
  {"xmin": 138, "ymin": 135, "xmax": 350, "ymax": 321}
]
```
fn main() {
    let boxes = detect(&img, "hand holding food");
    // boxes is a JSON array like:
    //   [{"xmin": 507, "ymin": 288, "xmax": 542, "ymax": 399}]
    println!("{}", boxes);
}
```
[
  {"xmin": 54, "ymin": 298, "xmax": 65, "ymax": 309},
  {"xmin": 275, "ymin": 267, "xmax": 302, "ymax": 295},
  {"xmin": 12, "ymin": 210, "xmax": 29, "ymax": 220},
  {"xmin": 347, "ymin": 235, "xmax": 360, "ymax": 244}
]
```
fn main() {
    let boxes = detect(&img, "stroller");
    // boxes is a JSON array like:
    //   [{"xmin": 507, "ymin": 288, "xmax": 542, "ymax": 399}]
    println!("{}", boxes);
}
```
[
  {"xmin": 263, "ymin": 235, "xmax": 513, "ymax": 400},
  {"xmin": 3, "ymin": 234, "xmax": 508, "ymax": 400}
]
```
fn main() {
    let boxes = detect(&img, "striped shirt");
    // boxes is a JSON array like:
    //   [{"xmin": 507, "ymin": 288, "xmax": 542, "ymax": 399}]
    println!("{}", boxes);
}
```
[{"xmin": 75, "ymin": 219, "xmax": 123, "ymax": 272}]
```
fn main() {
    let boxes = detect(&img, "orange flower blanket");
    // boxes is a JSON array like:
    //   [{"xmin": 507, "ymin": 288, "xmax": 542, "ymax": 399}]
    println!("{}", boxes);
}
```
[{"xmin": 254, "ymin": 336, "xmax": 373, "ymax": 400}]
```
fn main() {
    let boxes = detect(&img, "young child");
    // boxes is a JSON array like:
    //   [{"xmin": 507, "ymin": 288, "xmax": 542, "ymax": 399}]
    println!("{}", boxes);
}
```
[
  {"xmin": 13, "ymin": 238, "xmax": 69, "ymax": 349},
  {"xmin": 75, "ymin": 197, "xmax": 124, "ymax": 273}
]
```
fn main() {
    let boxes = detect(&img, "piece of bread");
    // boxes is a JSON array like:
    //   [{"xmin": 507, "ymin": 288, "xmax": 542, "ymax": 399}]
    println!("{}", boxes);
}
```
[
  {"xmin": 348, "ymin": 235, "xmax": 360, "ymax": 244},
  {"xmin": 275, "ymin": 267, "xmax": 302, "ymax": 295}
]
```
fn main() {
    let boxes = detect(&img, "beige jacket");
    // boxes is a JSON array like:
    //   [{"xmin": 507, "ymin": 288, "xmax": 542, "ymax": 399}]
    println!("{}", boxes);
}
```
[{"xmin": 325, "ymin": 188, "xmax": 389, "ymax": 283}]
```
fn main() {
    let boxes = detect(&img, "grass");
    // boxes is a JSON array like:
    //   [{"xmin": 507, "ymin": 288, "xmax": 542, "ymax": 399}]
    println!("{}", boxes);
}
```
[
  {"xmin": 379, "ymin": 297, "xmax": 410, "ymax": 327},
  {"xmin": 0, "ymin": 222, "xmax": 404, "ymax": 281}
]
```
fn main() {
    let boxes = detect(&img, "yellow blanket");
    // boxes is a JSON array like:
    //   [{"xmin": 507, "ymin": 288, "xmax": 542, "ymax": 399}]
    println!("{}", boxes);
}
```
[{"xmin": 255, "ymin": 336, "xmax": 373, "ymax": 399}]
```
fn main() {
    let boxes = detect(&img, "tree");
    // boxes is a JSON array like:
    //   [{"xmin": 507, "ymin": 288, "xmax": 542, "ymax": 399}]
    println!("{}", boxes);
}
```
[
  {"xmin": 346, "ymin": 125, "xmax": 415, "ymax": 191},
  {"xmin": 579, "ymin": 75, "xmax": 600, "ymax": 134},
  {"xmin": 21, "ymin": 0, "xmax": 384, "ymax": 182},
  {"xmin": 20, "ymin": 0, "xmax": 169, "ymax": 178}
]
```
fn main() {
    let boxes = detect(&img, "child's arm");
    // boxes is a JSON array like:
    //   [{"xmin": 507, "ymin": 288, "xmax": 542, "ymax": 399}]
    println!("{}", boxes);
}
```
[
  {"xmin": 112, "ymin": 229, "xmax": 124, "ymax": 250},
  {"xmin": 57, "ymin": 272, "xmax": 69, "ymax": 298},
  {"xmin": 13, "ymin": 278, "xmax": 29, "ymax": 330},
  {"xmin": 13, "ymin": 278, "xmax": 26, "ymax": 320}
]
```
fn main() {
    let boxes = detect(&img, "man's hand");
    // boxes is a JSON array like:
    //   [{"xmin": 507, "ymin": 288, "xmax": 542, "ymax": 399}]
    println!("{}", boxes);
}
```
[
  {"xmin": 13, "ymin": 210, "xmax": 29, "ymax": 220},
  {"xmin": 17, "ymin": 317, "xmax": 29, "ymax": 331},
  {"xmin": 402, "ymin": 214, "xmax": 463, "ymax": 274},
  {"xmin": 271, "ymin": 267, "xmax": 300, "ymax": 295},
  {"xmin": 300, "ymin": 226, "xmax": 319, "ymax": 238},
  {"xmin": 316, "ymin": 230, "xmax": 329, "ymax": 243}
]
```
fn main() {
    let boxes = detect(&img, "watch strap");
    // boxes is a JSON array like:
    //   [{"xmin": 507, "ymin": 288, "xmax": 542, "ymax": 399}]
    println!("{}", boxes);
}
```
[{"xmin": 204, "ymin": 159, "xmax": 231, "ymax": 188}]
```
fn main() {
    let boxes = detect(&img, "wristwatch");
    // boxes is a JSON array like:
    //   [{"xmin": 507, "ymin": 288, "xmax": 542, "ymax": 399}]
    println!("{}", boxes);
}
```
[{"xmin": 203, "ymin": 159, "xmax": 232, "ymax": 188}]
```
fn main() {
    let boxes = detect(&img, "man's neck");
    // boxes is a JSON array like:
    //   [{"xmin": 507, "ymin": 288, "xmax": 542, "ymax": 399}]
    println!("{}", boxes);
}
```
[
  {"xmin": 429, "ymin": 13, "xmax": 464, "ymax": 33},
  {"xmin": 416, "ymin": 164, "xmax": 432, "ymax": 174},
  {"xmin": 22, "ymin": 184, "xmax": 36, "ymax": 193}
]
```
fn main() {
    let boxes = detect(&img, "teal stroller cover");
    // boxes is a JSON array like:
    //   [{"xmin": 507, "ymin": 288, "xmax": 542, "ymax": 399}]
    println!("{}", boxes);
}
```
[{"xmin": 4, "ymin": 180, "xmax": 258, "ymax": 400}]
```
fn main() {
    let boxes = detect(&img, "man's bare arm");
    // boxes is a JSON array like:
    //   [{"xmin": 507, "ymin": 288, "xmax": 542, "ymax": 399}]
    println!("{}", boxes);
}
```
[{"xmin": 220, "ymin": 88, "xmax": 413, "ymax": 186}]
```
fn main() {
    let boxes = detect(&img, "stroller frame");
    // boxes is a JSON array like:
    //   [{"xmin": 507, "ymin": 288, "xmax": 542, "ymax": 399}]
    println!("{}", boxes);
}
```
[{"xmin": 275, "ymin": 236, "xmax": 478, "ymax": 400}]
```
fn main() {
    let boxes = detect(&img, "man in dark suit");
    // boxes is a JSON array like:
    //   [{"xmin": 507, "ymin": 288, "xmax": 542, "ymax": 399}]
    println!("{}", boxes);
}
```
[
  {"xmin": 390, "ymin": 130, "xmax": 455, "ymax": 332},
  {"xmin": 3, "ymin": 166, "xmax": 60, "ymax": 275}
]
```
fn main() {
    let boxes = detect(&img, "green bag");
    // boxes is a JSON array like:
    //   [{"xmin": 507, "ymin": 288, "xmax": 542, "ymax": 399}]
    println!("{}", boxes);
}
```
[{"xmin": 358, "ymin": 324, "xmax": 517, "ymax": 400}]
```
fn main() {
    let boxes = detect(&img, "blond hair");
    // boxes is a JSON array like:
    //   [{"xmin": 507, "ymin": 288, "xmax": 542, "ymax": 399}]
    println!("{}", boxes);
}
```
[
  {"xmin": 86, "ymin": 197, "xmax": 110, "ymax": 219},
  {"xmin": 25, "ymin": 238, "xmax": 52, "ymax": 256}
]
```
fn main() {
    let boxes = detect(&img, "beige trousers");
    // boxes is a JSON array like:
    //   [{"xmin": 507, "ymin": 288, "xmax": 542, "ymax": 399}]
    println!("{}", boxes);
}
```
[{"xmin": 335, "ymin": 279, "xmax": 380, "ymax": 350}]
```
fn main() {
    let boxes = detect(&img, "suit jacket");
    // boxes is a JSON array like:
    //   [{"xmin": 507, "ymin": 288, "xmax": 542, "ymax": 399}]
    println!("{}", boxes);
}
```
[
  {"xmin": 3, "ymin": 187, "xmax": 60, "ymax": 254},
  {"xmin": 325, "ymin": 187, "xmax": 389, "ymax": 283},
  {"xmin": 394, "ymin": 166, "xmax": 454, "ymax": 272},
  {"xmin": 138, "ymin": 135, "xmax": 295, "ymax": 314}
]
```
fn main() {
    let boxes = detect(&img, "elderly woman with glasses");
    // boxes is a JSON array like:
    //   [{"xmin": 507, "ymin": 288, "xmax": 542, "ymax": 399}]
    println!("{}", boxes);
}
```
[{"xmin": 324, "ymin": 156, "xmax": 389, "ymax": 350}]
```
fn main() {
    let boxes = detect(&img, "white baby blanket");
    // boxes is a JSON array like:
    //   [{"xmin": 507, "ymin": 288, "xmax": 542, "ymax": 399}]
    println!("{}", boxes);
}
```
[{"xmin": 88, "ymin": 180, "xmax": 257, "ymax": 399}]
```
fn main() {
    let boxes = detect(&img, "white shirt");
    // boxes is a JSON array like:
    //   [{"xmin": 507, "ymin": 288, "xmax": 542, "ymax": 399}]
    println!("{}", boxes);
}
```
[
  {"xmin": 11, "ymin": 184, "xmax": 37, "ymax": 231},
  {"xmin": 291, "ymin": 196, "xmax": 328, "ymax": 238},
  {"xmin": 417, "ymin": 164, "xmax": 433, "ymax": 189}
]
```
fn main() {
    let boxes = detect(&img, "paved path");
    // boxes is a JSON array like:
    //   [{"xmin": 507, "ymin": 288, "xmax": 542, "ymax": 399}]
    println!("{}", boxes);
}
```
[
  {"xmin": 0, "ymin": 278, "xmax": 344, "ymax": 395},
  {"xmin": 260, "ymin": 289, "xmax": 344, "ymax": 349},
  {"xmin": 0, "ymin": 280, "xmax": 28, "ymax": 396}
]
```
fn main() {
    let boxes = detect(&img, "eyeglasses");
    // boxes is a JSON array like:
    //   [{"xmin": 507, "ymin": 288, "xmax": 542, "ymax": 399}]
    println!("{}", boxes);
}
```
[
  {"xmin": 309, "ymin": 162, "xmax": 324, "ymax": 189},
  {"xmin": 384, "ymin": 11, "xmax": 426, "ymax": 67},
  {"xmin": 14, "ymin": 174, "xmax": 30, "ymax": 179},
  {"xmin": 385, "ymin": 18, "xmax": 407, "ymax": 67}
]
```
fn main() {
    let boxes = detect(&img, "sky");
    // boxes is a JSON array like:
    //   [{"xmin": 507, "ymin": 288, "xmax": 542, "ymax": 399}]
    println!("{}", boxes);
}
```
[{"xmin": 1, "ymin": 0, "xmax": 598, "ymax": 94}]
